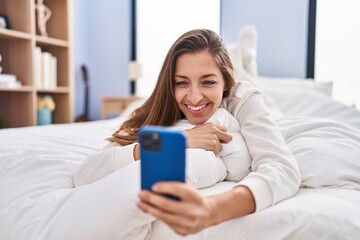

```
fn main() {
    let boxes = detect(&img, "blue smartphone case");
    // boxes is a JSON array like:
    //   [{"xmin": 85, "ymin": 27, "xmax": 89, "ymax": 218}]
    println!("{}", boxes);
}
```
[{"xmin": 139, "ymin": 126, "xmax": 186, "ymax": 192}]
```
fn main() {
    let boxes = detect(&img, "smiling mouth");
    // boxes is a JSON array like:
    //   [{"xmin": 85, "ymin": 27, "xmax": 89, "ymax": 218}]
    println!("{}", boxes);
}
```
[{"xmin": 186, "ymin": 104, "xmax": 207, "ymax": 111}]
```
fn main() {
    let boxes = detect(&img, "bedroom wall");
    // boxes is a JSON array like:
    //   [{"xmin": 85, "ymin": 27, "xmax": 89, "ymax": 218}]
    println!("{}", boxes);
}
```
[
  {"xmin": 72, "ymin": 0, "xmax": 131, "ymax": 121},
  {"xmin": 72, "ymin": 0, "xmax": 309, "ymax": 120},
  {"xmin": 221, "ymin": 0, "xmax": 309, "ymax": 78}
]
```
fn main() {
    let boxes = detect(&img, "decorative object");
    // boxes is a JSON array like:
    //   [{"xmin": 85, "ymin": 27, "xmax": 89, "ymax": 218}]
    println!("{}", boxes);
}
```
[
  {"xmin": 75, "ymin": 64, "xmax": 92, "ymax": 122},
  {"xmin": 0, "ymin": 54, "xmax": 22, "ymax": 88},
  {"xmin": 37, "ymin": 95, "xmax": 55, "ymax": 125},
  {"xmin": 35, "ymin": 0, "xmax": 52, "ymax": 36},
  {"xmin": 0, "ymin": 14, "xmax": 10, "ymax": 29},
  {"xmin": 128, "ymin": 61, "xmax": 142, "ymax": 80}
]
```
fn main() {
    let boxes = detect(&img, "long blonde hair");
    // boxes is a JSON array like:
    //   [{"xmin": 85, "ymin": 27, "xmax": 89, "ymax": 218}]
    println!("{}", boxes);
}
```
[{"xmin": 108, "ymin": 29, "xmax": 235, "ymax": 146}]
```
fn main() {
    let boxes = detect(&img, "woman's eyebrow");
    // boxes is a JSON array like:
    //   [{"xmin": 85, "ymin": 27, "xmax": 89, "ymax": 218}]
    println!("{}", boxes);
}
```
[
  {"xmin": 174, "ymin": 73, "xmax": 219, "ymax": 79},
  {"xmin": 201, "ymin": 73, "xmax": 219, "ymax": 79},
  {"xmin": 174, "ymin": 75, "xmax": 189, "ymax": 79}
]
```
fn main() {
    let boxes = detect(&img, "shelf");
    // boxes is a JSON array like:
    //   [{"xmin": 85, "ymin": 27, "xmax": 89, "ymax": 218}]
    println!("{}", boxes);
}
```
[
  {"xmin": 0, "ymin": 0, "xmax": 73, "ymax": 128},
  {"xmin": 0, "ymin": 28, "xmax": 32, "ymax": 41},
  {"xmin": 0, "ymin": 86, "xmax": 34, "ymax": 92},
  {"xmin": 36, "ymin": 35, "xmax": 69, "ymax": 48},
  {"xmin": 37, "ymin": 87, "xmax": 69, "ymax": 93}
]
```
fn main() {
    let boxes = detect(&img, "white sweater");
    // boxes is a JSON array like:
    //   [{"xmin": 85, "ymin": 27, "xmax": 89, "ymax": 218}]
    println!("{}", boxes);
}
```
[
  {"xmin": 73, "ymin": 81, "xmax": 301, "ymax": 212},
  {"xmin": 221, "ymin": 81, "xmax": 300, "ymax": 211}
]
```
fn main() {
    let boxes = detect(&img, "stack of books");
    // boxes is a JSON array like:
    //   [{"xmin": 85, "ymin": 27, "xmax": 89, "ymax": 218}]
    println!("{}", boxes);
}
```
[
  {"xmin": 33, "ymin": 47, "xmax": 57, "ymax": 89},
  {"xmin": 0, "ymin": 74, "xmax": 22, "ymax": 88}
]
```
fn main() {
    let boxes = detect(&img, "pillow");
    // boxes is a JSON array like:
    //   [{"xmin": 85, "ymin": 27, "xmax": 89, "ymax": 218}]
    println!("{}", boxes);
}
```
[
  {"xmin": 258, "ymin": 76, "xmax": 333, "ymax": 96},
  {"xmin": 227, "ymin": 25, "xmax": 258, "ymax": 85},
  {"xmin": 257, "ymin": 77, "xmax": 334, "ymax": 118}
]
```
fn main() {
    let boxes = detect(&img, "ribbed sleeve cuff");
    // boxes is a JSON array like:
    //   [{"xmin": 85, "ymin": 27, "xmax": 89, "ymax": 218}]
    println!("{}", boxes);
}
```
[{"xmin": 234, "ymin": 174, "xmax": 273, "ymax": 212}]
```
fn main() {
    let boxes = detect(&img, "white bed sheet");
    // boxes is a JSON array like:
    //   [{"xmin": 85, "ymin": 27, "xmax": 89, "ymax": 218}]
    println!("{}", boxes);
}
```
[{"xmin": 1, "ymin": 81, "xmax": 360, "ymax": 239}]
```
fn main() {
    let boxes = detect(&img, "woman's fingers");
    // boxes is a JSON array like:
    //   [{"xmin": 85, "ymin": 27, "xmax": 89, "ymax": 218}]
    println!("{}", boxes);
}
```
[
  {"xmin": 137, "ymin": 183, "xmax": 213, "ymax": 236},
  {"xmin": 215, "ymin": 125, "xmax": 232, "ymax": 143},
  {"xmin": 153, "ymin": 182, "xmax": 201, "ymax": 202},
  {"xmin": 139, "ymin": 183, "xmax": 200, "ymax": 213},
  {"xmin": 185, "ymin": 123, "xmax": 232, "ymax": 154}
]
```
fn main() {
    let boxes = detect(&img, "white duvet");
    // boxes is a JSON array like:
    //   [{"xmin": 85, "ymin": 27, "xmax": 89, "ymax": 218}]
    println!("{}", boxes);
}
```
[{"xmin": 1, "ymin": 86, "xmax": 360, "ymax": 239}]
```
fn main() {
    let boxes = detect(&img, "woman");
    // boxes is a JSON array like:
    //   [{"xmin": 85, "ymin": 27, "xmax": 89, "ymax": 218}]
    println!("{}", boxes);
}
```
[
  {"xmin": 73, "ymin": 29, "xmax": 300, "ymax": 237},
  {"xmin": 135, "ymin": 29, "xmax": 300, "ymax": 236}
]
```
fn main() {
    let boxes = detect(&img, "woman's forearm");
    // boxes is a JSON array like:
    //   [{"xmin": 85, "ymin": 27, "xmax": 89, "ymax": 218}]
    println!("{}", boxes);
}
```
[{"xmin": 208, "ymin": 186, "xmax": 255, "ymax": 226}]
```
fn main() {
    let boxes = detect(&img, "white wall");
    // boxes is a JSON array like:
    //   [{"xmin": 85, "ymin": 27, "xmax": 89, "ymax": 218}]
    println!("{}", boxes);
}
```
[
  {"xmin": 221, "ymin": 0, "xmax": 309, "ymax": 78},
  {"xmin": 72, "ymin": 0, "xmax": 90, "ymax": 120},
  {"xmin": 72, "ymin": 0, "xmax": 131, "ymax": 120}
]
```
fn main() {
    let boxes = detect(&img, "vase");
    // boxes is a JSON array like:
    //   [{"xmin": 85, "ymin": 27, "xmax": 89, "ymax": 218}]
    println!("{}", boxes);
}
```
[{"xmin": 37, "ymin": 108, "xmax": 52, "ymax": 125}]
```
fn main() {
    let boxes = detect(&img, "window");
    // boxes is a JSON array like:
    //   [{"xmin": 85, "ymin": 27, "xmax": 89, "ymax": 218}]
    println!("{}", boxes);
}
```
[
  {"xmin": 315, "ymin": 0, "xmax": 360, "ymax": 109},
  {"xmin": 136, "ymin": 0, "xmax": 220, "ymax": 97}
]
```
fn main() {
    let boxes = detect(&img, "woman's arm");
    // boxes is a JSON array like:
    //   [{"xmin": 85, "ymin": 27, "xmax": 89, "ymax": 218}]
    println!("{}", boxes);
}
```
[
  {"xmin": 222, "ymin": 81, "xmax": 300, "ymax": 211},
  {"xmin": 73, "ymin": 142, "xmax": 139, "ymax": 186},
  {"xmin": 137, "ymin": 182, "xmax": 255, "ymax": 236}
]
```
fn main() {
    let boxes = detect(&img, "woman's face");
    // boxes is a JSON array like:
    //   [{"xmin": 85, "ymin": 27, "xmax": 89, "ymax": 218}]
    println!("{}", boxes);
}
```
[{"xmin": 174, "ymin": 50, "xmax": 225, "ymax": 125}]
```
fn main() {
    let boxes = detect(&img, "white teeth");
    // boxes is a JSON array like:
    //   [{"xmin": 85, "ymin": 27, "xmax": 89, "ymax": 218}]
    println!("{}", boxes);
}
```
[{"xmin": 187, "ymin": 104, "xmax": 206, "ymax": 111}]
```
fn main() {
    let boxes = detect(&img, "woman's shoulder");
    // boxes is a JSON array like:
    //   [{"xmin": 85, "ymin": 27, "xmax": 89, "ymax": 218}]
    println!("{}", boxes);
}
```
[{"xmin": 222, "ymin": 81, "xmax": 262, "ymax": 108}]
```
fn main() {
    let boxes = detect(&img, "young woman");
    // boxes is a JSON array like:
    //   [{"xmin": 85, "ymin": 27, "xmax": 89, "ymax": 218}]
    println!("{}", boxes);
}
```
[
  {"xmin": 73, "ymin": 29, "xmax": 300, "ymax": 238},
  {"xmin": 136, "ymin": 29, "xmax": 300, "ymax": 236}
]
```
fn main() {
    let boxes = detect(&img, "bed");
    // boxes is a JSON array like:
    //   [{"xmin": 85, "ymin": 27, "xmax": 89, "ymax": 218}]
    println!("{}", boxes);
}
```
[
  {"xmin": 2, "ymin": 24, "xmax": 360, "ymax": 238},
  {"xmin": 1, "ymin": 77, "xmax": 360, "ymax": 239}
]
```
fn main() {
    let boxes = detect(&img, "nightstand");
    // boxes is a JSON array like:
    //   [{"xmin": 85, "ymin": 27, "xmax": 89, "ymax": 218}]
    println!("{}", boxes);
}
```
[{"xmin": 101, "ymin": 96, "xmax": 140, "ymax": 120}]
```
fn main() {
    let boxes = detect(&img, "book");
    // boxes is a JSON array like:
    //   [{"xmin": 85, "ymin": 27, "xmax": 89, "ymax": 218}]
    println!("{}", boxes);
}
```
[
  {"xmin": 0, "ymin": 74, "xmax": 16, "ymax": 83},
  {"xmin": 34, "ymin": 47, "xmax": 43, "ymax": 89},
  {"xmin": 42, "ymin": 52, "xmax": 51, "ymax": 89},
  {"xmin": 50, "ymin": 55, "xmax": 57, "ymax": 88},
  {"xmin": 0, "ymin": 74, "xmax": 21, "ymax": 88}
]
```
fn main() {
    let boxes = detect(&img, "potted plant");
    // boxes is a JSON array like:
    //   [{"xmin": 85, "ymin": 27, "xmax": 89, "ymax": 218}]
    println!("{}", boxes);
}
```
[{"xmin": 37, "ymin": 95, "xmax": 55, "ymax": 125}]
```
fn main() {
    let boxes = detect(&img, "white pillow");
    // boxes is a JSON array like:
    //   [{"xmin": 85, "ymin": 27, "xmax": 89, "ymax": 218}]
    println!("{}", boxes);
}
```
[
  {"xmin": 256, "ymin": 77, "xmax": 334, "ymax": 118},
  {"xmin": 258, "ymin": 77, "xmax": 333, "ymax": 96}
]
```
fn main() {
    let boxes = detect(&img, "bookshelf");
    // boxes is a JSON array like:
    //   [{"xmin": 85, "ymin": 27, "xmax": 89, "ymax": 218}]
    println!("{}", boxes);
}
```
[{"xmin": 0, "ymin": 0, "xmax": 73, "ymax": 128}]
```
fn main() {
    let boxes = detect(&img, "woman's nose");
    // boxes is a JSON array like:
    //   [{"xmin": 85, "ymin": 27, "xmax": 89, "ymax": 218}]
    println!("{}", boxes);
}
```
[{"xmin": 187, "ymin": 86, "xmax": 203, "ymax": 104}]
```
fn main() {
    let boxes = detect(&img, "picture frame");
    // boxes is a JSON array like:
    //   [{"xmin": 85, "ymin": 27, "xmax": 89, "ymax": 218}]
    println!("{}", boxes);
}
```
[{"xmin": 0, "ymin": 14, "xmax": 10, "ymax": 29}]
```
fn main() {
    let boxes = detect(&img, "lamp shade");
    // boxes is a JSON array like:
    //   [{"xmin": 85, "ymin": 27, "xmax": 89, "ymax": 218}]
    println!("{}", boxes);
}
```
[{"xmin": 128, "ymin": 61, "xmax": 142, "ymax": 80}]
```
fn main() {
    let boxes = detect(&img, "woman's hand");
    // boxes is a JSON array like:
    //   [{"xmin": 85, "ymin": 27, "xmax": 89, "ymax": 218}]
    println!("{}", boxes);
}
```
[
  {"xmin": 137, "ymin": 182, "xmax": 215, "ymax": 236},
  {"xmin": 185, "ymin": 123, "xmax": 232, "ymax": 154}
]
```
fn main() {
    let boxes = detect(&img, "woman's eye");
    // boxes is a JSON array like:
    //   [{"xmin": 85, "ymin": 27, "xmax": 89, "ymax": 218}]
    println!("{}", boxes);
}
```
[
  {"xmin": 174, "ymin": 81, "xmax": 188, "ymax": 87},
  {"xmin": 203, "ymin": 80, "xmax": 216, "ymax": 86}
]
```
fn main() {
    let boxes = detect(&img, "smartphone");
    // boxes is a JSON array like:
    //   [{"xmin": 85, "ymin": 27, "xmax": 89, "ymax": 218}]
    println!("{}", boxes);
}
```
[{"xmin": 139, "ymin": 126, "xmax": 186, "ymax": 195}]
